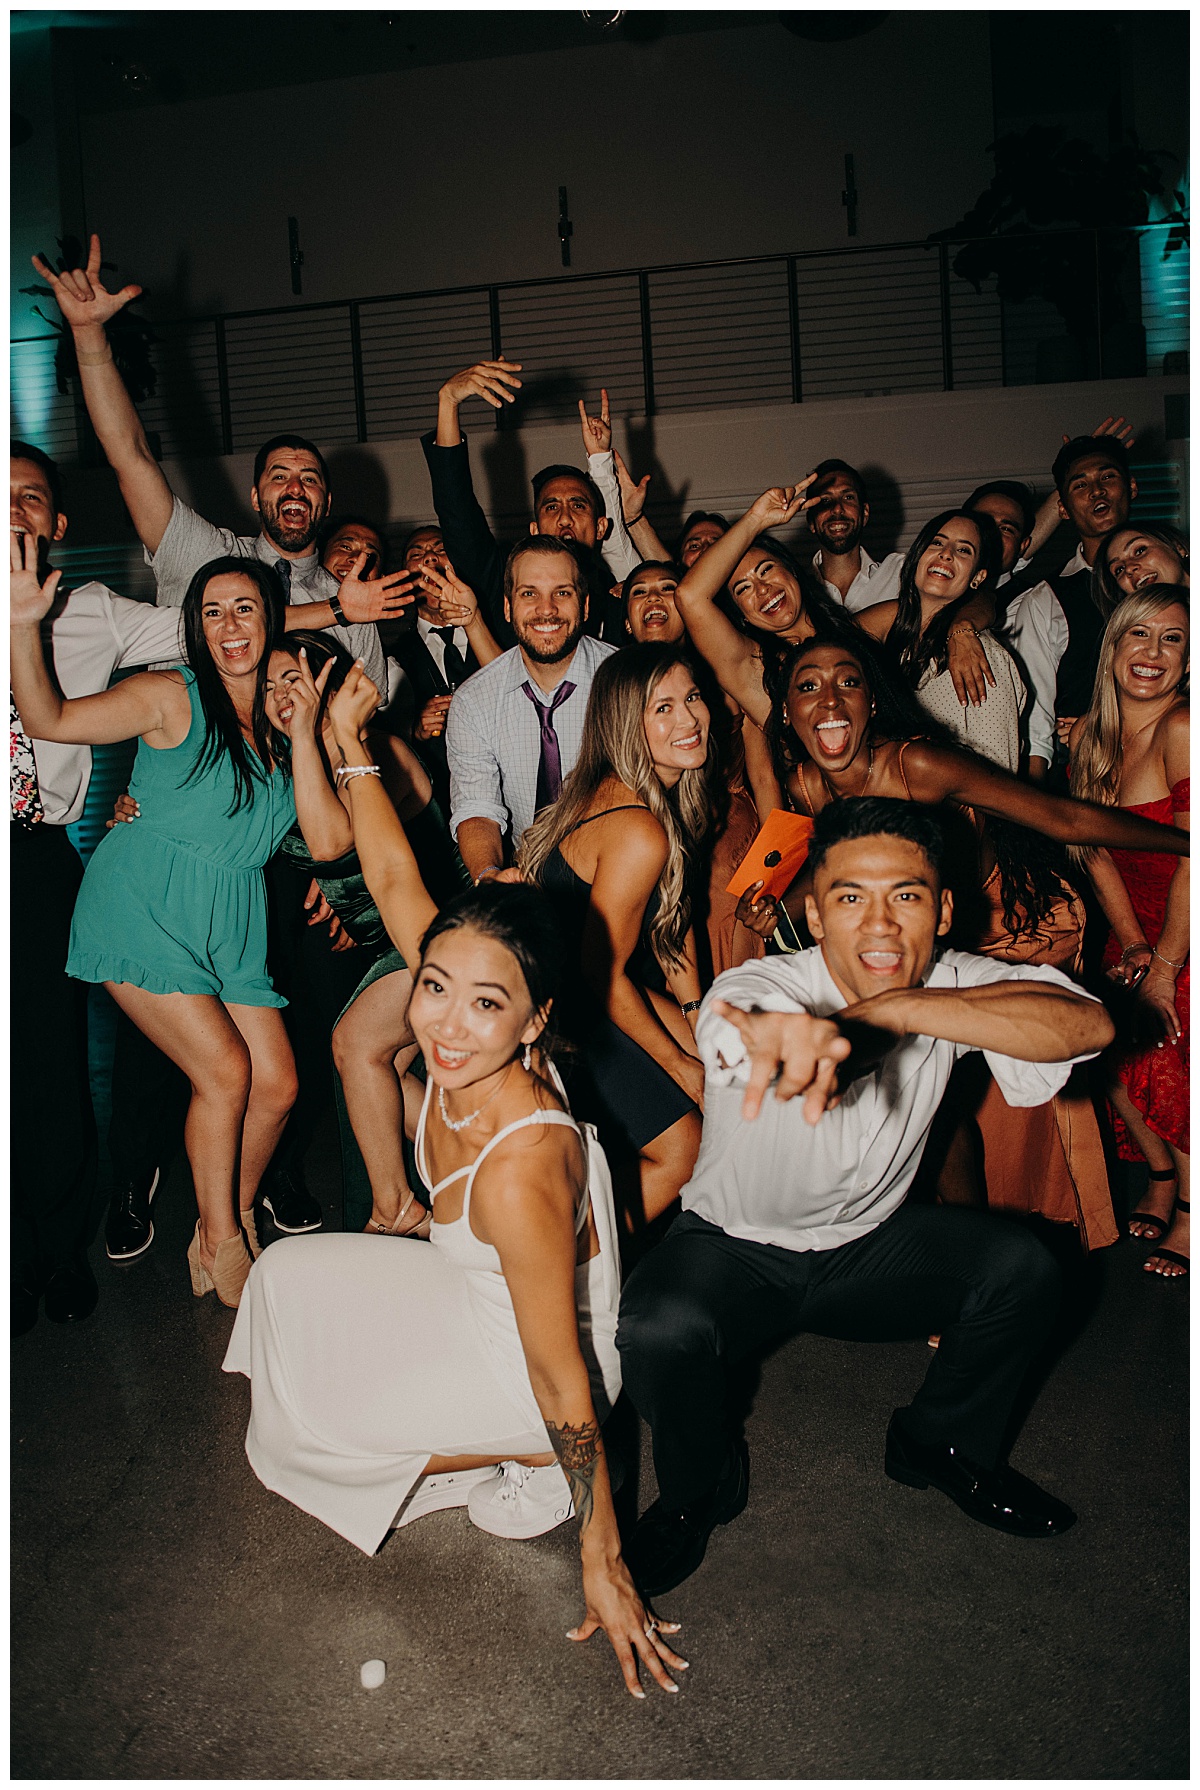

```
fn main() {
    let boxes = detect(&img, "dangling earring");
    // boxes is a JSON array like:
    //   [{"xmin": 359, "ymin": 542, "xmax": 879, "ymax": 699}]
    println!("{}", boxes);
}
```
[
  {"xmin": 781, "ymin": 707, "xmax": 789, "ymax": 724},
  {"xmin": 522, "ymin": 1042, "xmax": 533, "ymax": 1072}
]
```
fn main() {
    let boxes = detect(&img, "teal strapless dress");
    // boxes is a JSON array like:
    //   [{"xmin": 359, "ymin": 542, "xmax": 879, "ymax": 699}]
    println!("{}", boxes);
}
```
[{"xmin": 67, "ymin": 667, "xmax": 296, "ymax": 1007}]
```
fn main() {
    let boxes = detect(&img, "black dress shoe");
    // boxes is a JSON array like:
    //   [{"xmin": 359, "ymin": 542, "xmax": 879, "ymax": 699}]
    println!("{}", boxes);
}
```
[
  {"xmin": 884, "ymin": 1417, "xmax": 1077, "ymax": 1538},
  {"xmin": 261, "ymin": 1164, "xmax": 323, "ymax": 1235},
  {"xmin": 623, "ymin": 1441, "xmax": 749, "ymax": 1598},
  {"xmin": 105, "ymin": 1167, "xmax": 160, "ymax": 1262},
  {"xmin": 11, "ymin": 1278, "xmax": 41, "ymax": 1338},
  {"xmin": 43, "ymin": 1257, "xmax": 99, "ymax": 1324}
]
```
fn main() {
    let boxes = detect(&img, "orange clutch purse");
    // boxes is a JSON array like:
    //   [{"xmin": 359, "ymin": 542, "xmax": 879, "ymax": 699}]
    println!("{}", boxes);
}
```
[{"xmin": 725, "ymin": 809, "xmax": 815, "ymax": 901}]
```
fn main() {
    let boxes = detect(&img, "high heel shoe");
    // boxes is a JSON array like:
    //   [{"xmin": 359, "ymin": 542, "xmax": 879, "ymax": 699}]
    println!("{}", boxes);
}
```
[
  {"xmin": 187, "ymin": 1223, "xmax": 253, "ymax": 1307},
  {"xmin": 240, "ymin": 1208, "xmax": 262, "ymax": 1261}
]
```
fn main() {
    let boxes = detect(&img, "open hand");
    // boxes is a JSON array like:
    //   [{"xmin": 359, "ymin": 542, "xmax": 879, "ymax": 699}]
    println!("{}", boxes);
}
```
[
  {"xmin": 748, "ymin": 476, "xmax": 819, "ymax": 533},
  {"xmin": 31, "ymin": 233, "xmax": 142, "ymax": 333},
  {"xmin": 441, "ymin": 358, "xmax": 523, "ymax": 410},
  {"xmin": 578, "ymin": 387, "xmax": 612, "ymax": 457},
  {"xmin": 10, "ymin": 526, "xmax": 61, "ymax": 624},
  {"xmin": 1141, "ymin": 966, "xmax": 1183, "ymax": 1046},
  {"xmin": 570, "ymin": 1555, "xmax": 688, "ymax": 1700},
  {"xmin": 709, "ymin": 999, "xmax": 851, "ymax": 1122},
  {"xmin": 336, "ymin": 553, "xmax": 416, "ymax": 625},
  {"xmin": 417, "ymin": 560, "xmax": 479, "ymax": 628},
  {"xmin": 947, "ymin": 626, "xmax": 996, "ymax": 707},
  {"xmin": 1059, "ymin": 415, "xmax": 1135, "ymax": 451}
]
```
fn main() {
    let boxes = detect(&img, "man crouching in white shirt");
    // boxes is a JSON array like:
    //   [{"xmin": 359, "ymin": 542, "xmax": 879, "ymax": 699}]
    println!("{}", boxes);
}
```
[{"xmin": 616, "ymin": 795, "xmax": 1113, "ymax": 1598}]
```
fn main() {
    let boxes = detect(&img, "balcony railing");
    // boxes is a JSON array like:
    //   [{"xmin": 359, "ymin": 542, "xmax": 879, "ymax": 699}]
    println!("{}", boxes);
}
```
[{"xmin": 11, "ymin": 224, "xmax": 1188, "ymax": 468}]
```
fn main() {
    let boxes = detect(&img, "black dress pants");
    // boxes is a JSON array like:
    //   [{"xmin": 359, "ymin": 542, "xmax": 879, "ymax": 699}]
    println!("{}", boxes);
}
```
[
  {"xmin": 10, "ymin": 822, "xmax": 97, "ymax": 1283},
  {"xmin": 616, "ymin": 1203, "xmax": 1060, "ymax": 1511}
]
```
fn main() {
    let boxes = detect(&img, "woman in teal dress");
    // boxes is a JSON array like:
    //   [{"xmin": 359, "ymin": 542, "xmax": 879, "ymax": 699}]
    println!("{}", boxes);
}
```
[
  {"xmin": 264, "ymin": 631, "xmax": 470, "ymax": 1234},
  {"xmin": 11, "ymin": 554, "xmax": 351, "ymax": 1308}
]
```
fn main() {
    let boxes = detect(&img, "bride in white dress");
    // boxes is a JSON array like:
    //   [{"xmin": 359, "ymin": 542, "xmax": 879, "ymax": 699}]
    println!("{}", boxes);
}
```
[{"xmin": 224, "ymin": 661, "xmax": 687, "ymax": 1699}]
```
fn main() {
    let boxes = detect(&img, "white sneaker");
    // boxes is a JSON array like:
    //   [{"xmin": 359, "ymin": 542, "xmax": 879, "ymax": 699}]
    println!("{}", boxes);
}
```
[
  {"xmin": 467, "ymin": 1460, "xmax": 575, "ymax": 1539},
  {"xmin": 392, "ymin": 1465, "xmax": 500, "ymax": 1530}
]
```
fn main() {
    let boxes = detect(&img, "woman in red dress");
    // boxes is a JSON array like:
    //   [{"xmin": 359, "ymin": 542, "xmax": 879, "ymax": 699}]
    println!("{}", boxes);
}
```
[{"xmin": 1070, "ymin": 586, "xmax": 1190, "ymax": 1277}]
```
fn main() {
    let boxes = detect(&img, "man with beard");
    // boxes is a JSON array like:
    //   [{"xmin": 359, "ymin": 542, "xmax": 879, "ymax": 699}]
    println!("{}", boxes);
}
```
[
  {"xmin": 444, "ymin": 537, "xmax": 615, "ymax": 884},
  {"xmin": 421, "ymin": 360, "xmax": 639, "ymax": 648},
  {"xmin": 805, "ymin": 459, "xmax": 905, "ymax": 613},
  {"xmin": 32, "ymin": 235, "xmax": 398, "ymax": 690}
]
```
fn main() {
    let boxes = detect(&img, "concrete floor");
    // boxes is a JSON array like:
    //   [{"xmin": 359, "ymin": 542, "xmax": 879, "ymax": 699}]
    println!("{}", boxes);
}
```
[{"xmin": 12, "ymin": 1125, "xmax": 1189, "ymax": 1781}]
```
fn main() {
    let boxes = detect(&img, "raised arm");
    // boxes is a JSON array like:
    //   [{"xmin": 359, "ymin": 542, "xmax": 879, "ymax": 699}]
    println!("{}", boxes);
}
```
[
  {"xmin": 674, "ymin": 482, "xmax": 815, "ymax": 723},
  {"xmin": 1026, "ymin": 415, "xmax": 1137, "ymax": 558},
  {"xmin": 576, "ymin": 391, "xmax": 638, "ymax": 580},
  {"xmin": 902, "ymin": 738, "xmax": 1191, "ymax": 857},
  {"xmin": 612, "ymin": 449, "xmax": 670, "ymax": 563},
  {"xmin": 473, "ymin": 1132, "xmax": 686, "ymax": 1699},
  {"xmin": 32, "ymin": 234, "xmax": 173, "ymax": 554},
  {"xmin": 415, "ymin": 559, "xmax": 503, "ymax": 668},
  {"xmin": 10, "ymin": 532, "xmax": 186, "ymax": 745},
  {"xmin": 325, "ymin": 664, "xmax": 437, "ymax": 965},
  {"xmin": 272, "ymin": 649, "xmax": 355, "ymax": 862}
]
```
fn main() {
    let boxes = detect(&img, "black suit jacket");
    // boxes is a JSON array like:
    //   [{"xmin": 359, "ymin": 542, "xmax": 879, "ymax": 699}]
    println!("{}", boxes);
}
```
[
  {"xmin": 391, "ymin": 626, "xmax": 481, "ymax": 818},
  {"xmin": 420, "ymin": 430, "xmax": 626, "ymax": 646}
]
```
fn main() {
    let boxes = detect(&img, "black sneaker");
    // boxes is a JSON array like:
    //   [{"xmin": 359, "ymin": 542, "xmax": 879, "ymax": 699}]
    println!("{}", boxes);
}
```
[
  {"xmin": 261, "ymin": 1166, "xmax": 323, "ymax": 1235},
  {"xmin": 623, "ymin": 1440, "xmax": 749, "ymax": 1598},
  {"xmin": 105, "ymin": 1168, "xmax": 160, "ymax": 1262}
]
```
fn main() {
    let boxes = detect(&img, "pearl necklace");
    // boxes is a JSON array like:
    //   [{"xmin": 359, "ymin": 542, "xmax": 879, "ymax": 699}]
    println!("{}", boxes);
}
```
[{"xmin": 437, "ymin": 1061, "xmax": 514, "ymax": 1133}]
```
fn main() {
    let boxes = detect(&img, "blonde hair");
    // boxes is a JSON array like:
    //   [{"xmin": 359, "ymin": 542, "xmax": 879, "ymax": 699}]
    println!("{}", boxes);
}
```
[
  {"xmin": 1069, "ymin": 587, "xmax": 1189, "ymax": 851},
  {"xmin": 518, "ymin": 646, "xmax": 714, "ymax": 970}
]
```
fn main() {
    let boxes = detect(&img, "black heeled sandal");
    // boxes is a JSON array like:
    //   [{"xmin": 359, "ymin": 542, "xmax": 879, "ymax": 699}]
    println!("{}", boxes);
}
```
[
  {"xmin": 1127, "ymin": 1167, "xmax": 1177, "ymax": 1243},
  {"xmin": 1144, "ymin": 1197, "xmax": 1190, "ymax": 1279}
]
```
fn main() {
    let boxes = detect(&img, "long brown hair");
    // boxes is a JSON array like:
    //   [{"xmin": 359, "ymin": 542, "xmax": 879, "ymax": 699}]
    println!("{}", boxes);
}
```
[{"xmin": 518, "ymin": 645, "xmax": 715, "ymax": 970}]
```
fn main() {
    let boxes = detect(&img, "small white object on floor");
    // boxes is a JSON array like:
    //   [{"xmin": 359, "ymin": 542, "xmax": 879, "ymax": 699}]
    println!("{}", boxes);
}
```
[{"xmin": 360, "ymin": 1659, "xmax": 386, "ymax": 1690}]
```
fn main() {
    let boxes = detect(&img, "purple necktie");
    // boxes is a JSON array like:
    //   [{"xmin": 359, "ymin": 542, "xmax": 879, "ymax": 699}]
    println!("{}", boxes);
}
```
[{"xmin": 522, "ymin": 679, "xmax": 576, "ymax": 811}]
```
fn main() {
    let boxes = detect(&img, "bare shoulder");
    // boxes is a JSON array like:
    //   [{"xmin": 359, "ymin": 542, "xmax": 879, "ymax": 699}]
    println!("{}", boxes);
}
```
[
  {"xmin": 1161, "ymin": 701, "xmax": 1190, "ymax": 791},
  {"xmin": 471, "ymin": 1106, "xmax": 584, "ymax": 1213},
  {"xmin": 856, "ymin": 600, "xmax": 897, "ymax": 640}
]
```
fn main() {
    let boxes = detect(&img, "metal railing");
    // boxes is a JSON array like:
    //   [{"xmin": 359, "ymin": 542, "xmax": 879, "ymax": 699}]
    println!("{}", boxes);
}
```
[{"xmin": 11, "ymin": 224, "xmax": 1188, "ymax": 468}]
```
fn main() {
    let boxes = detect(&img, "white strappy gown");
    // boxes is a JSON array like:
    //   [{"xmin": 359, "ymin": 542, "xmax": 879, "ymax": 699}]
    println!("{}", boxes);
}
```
[{"xmin": 222, "ymin": 1077, "xmax": 623, "ymax": 1554}]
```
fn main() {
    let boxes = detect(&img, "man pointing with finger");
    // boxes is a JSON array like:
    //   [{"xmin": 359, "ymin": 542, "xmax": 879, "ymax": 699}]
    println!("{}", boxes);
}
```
[{"xmin": 616, "ymin": 797, "xmax": 1113, "ymax": 1597}]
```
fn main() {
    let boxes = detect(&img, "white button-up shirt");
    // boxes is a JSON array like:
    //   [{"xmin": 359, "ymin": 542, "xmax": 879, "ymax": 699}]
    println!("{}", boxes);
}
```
[
  {"xmin": 146, "ymin": 494, "xmax": 385, "ymax": 688},
  {"xmin": 812, "ymin": 546, "xmax": 905, "ymax": 614},
  {"xmin": 25, "ymin": 582, "xmax": 186, "ymax": 826},
  {"xmin": 683, "ymin": 946, "xmax": 1099, "ymax": 1254},
  {"xmin": 445, "ymin": 632, "xmax": 616, "ymax": 845}
]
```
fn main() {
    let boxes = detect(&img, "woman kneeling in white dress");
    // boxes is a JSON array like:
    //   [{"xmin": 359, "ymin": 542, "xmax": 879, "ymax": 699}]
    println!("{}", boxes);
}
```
[{"xmin": 224, "ymin": 662, "xmax": 686, "ymax": 1698}]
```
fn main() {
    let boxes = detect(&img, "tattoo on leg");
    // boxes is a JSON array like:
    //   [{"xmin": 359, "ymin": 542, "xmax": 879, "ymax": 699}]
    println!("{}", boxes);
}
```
[{"xmin": 546, "ymin": 1418, "xmax": 601, "ymax": 1536}]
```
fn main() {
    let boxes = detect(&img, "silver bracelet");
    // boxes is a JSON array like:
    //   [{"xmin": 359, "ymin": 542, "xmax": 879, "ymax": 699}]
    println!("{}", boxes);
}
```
[
  {"xmin": 1151, "ymin": 946, "xmax": 1187, "ymax": 971},
  {"xmin": 334, "ymin": 764, "xmax": 381, "ymax": 785},
  {"xmin": 474, "ymin": 864, "xmax": 503, "ymax": 886}
]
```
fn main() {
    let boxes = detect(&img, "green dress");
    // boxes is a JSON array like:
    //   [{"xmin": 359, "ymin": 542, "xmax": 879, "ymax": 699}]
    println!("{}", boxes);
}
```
[{"xmin": 67, "ymin": 667, "xmax": 296, "ymax": 1006}]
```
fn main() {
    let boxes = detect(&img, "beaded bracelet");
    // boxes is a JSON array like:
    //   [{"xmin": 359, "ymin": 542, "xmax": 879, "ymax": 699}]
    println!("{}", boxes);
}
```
[
  {"xmin": 1119, "ymin": 942, "xmax": 1151, "ymax": 963},
  {"xmin": 334, "ymin": 763, "xmax": 381, "ymax": 785},
  {"xmin": 946, "ymin": 622, "xmax": 979, "ymax": 639}
]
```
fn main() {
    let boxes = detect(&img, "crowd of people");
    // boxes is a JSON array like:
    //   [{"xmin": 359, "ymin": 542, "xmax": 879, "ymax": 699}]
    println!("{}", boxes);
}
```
[{"xmin": 11, "ymin": 234, "xmax": 1189, "ymax": 1698}]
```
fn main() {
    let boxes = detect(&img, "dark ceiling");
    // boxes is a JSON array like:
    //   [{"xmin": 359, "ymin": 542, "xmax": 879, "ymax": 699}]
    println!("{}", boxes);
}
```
[{"xmin": 12, "ymin": 11, "xmax": 888, "ymax": 113}]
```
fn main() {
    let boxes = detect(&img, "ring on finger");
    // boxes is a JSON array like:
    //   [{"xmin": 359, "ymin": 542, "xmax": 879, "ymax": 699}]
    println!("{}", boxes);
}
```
[{"xmin": 644, "ymin": 1617, "xmax": 659, "ymax": 1637}]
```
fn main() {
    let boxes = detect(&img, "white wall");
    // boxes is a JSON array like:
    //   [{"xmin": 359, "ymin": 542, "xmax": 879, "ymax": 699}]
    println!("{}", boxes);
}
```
[
  {"xmin": 61, "ymin": 15, "xmax": 995, "ymax": 321},
  {"xmin": 58, "ymin": 374, "xmax": 1189, "ymax": 589}
]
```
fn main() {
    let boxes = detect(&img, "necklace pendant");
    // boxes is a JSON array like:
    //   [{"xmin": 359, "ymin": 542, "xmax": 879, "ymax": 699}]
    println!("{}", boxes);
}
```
[{"xmin": 438, "ymin": 1084, "xmax": 483, "ymax": 1133}]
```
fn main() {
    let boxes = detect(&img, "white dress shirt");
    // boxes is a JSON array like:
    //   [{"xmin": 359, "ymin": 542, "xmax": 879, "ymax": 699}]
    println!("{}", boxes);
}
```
[
  {"xmin": 445, "ymin": 632, "xmax": 616, "ymax": 845},
  {"xmin": 683, "ymin": 946, "xmax": 1099, "ymax": 1254},
  {"xmin": 587, "ymin": 450, "xmax": 642, "ymax": 583},
  {"xmin": 416, "ymin": 613, "xmax": 469, "ymax": 684},
  {"xmin": 812, "ymin": 546, "xmax": 905, "ymax": 614},
  {"xmin": 997, "ymin": 583, "xmax": 1067, "ymax": 767},
  {"xmin": 145, "ymin": 494, "xmax": 385, "ymax": 688},
  {"xmin": 25, "ymin": 582, "xmax": 186, "ymax": 826}
]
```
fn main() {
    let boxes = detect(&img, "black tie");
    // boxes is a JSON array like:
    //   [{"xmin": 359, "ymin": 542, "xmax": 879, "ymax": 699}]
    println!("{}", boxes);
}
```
[
  {"xmin": 434, "ymin": 627, "xmax": 468, "ymax": 690},
  {"xmin": 275, "ymin": 559, "xmax": 292, "ymax": 602}
]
